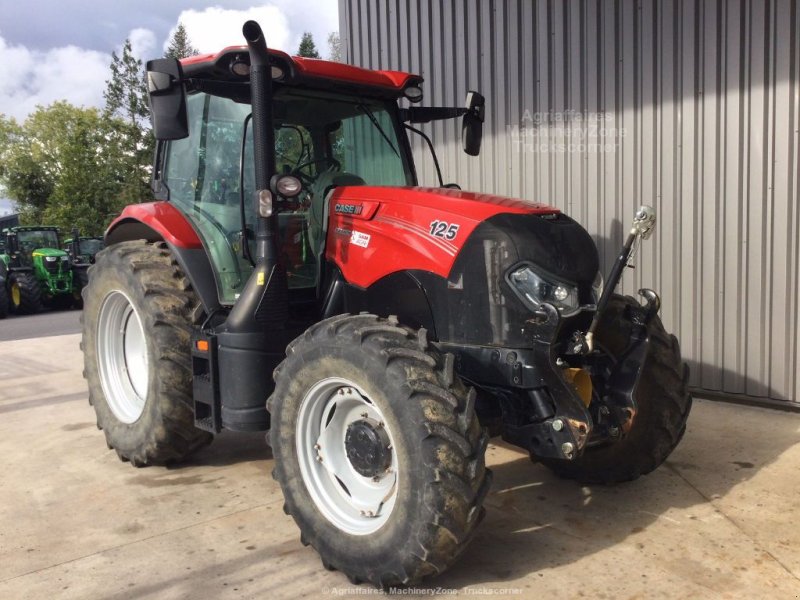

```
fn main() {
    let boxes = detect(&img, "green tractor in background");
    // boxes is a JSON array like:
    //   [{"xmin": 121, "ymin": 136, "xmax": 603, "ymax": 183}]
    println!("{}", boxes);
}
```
[
  {"xmin": 63, "ymin": 229, "xmax": 104, "ymax": 309},
  {"xmin": 1, "ymin": 226, "xmax": 73, "ymax": 314}
]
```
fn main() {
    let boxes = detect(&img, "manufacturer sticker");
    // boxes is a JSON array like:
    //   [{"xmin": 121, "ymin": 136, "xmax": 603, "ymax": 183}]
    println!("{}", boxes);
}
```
[
  {"xmin": 335, "ymin": 203, "xmax": 364, "ymax": 215},
  {"xmin": 429, "ymin": 220, "xmax": 460, "ymax": 241},
  {"xmin": 350, "ymin": 231, "xmax": 371, "ymax": 248}
]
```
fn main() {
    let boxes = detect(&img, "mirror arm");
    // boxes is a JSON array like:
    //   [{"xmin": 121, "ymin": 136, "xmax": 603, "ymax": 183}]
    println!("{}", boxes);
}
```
[{"xmin": 401, "ymin": 107, "xmax": 467, "ymax": 124}]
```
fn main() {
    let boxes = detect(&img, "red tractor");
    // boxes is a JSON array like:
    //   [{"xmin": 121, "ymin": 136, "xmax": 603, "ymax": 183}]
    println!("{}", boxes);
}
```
[{"xmin": 82, "ymin": 21, "xmax": 690, "ymax": 587}]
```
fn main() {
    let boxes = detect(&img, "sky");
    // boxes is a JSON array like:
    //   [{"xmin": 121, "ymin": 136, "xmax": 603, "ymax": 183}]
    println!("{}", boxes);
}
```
[
  {"xmin": 0, "ymin": 0, "xmax": 340, "ymax": 213},
  {"xmin": 0, "ymin": 0, "xmax": 339, "ymax": 122}
]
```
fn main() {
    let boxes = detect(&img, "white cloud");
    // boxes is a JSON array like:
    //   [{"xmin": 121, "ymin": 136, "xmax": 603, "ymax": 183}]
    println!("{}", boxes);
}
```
[
  {"xmin": 169, "ymin": 6, "xmax": 291, "ymax": 55},
  {"xmin": 0, "ymin": 33, "xmax": 109, "ymax": 122},
  {"xmin": 128, "ymin": 28, "xmax": 157, "ymax": 62}
]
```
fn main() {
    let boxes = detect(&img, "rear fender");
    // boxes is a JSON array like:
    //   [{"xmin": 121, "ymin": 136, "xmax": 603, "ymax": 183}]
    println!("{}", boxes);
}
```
[{"xmin": 105, "ymin": 202, "xmax": 220, "ymax": 313}]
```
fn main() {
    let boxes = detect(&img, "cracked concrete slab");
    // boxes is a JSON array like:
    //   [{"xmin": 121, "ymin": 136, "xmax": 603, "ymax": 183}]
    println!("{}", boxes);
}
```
[{"xmin": 1, "ymin": 333, "xmax": 799, "ymax": 598}]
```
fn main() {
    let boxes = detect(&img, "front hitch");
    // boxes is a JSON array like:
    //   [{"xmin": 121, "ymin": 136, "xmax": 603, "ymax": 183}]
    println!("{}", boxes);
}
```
[
  {"xmin": 500, "ymin": 303, "xmax": 594, "ymax": 461},
  {"xmin": 581, "ymin": 205, "xmax": 657, "ymax": 354}
]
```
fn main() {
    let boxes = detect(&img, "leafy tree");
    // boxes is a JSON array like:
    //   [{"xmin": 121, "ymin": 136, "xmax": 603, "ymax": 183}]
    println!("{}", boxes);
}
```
[
  {"xmin": 0, "ymin": 115, "xmax": 52, "ymax": 224},
  {"xmin": 327, "ymin": 31, "xmax": 342, "ymax": 62},
  {"xmin": 297, "ymin": 32, "xmax": 321, "ymax": 58},
  {"xmin": 0, "ymin": 103, "xmax": 128, "ymax": 234},
  {"xmin": 103, "ymin": 39, "xmax": 152, "ymax": 205},
  {"xmin": 165, "ymin": 23, "xmax": 199, "ymax": 60}
]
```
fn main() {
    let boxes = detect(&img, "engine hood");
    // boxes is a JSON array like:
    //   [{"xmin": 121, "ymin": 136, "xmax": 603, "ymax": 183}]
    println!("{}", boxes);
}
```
[
  {"xmin": 32, "ymin": 248, "xmax": 68, "ymax": 258},
  {"xmin": 326, "ymin": 185, "xmax": 563, "ymax": 289}
]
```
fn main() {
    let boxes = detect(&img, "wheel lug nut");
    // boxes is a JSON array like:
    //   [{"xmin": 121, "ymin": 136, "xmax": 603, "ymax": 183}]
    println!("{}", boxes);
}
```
[
  {"xmin": 360, "ymin": 412, "xmax": 368, "ymax": 419},
  {"xmin": 313, "ymin": 443, "xmax": 321, "ymax": 450},
  {"xmin": 552, "ymin": 419, "xmax": 564, "ymax": 432}
]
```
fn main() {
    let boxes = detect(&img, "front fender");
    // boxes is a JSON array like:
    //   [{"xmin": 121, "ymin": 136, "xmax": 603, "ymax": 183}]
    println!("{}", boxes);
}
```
[
  {"xmin": 104, "ymin": 202, "xmax": 220, "ymax": 313},
  {"xmin": 105, "ymin": 202, "xmax": 203, "ymax": 249}
]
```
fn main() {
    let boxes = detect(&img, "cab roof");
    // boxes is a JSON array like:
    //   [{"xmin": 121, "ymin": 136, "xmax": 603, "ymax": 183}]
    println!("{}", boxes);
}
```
[{"xmin": 180, "ymin": 47, "xmax": 422, "ymax": 99}]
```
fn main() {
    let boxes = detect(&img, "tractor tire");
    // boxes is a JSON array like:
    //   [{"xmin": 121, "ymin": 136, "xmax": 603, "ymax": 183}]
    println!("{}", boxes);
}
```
[
  {"xmin": 268, "ymin": 313, "xmax": 492, "ymax": 587},
  {"xmin": 0, "ymin": 280, "xmax": 8, "ymax": 319},
  {"xmin": 8, "ymin": 271, "xmax": 44, "ymax": 315},
  {"xmin": 72, "ymin": 267, "xmax": 89, "ymax": 309},
  {"xmin": 82, "ymin": 240, "xmax": 212, "ymax": 466},
  {"xmin": 541, "ymin": 294, "xmax": 691, "ymax": 484}
]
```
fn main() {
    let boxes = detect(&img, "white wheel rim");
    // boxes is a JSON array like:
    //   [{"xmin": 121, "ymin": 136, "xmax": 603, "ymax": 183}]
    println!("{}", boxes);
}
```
[
  {"xmin": 97, "ymin": 290, "xmax": 149, "ymax": 424},
  {"xmin": 296, "ymin": 377, "xmax": 399, "ymax": 535}
]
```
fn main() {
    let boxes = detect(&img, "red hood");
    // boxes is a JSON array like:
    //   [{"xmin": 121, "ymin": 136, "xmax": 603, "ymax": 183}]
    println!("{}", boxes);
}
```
[{"xmin": 326, "ymin": 186, "xmax": 559, "ymax": 289}]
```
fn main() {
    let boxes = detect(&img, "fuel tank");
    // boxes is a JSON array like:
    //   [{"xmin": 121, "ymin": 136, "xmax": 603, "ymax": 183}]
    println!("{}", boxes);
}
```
[{"xmin": 326, "ymin": 185, "xmax": 599, "ymax": 347}]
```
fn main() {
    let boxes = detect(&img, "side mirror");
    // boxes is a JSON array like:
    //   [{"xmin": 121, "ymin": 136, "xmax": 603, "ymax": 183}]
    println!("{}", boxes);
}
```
[
  {"xmin": 462, "ymin": 91, "xmax": 485, "ymax": 156},
  {"xmin": 146, "ymin": 58, "xmax": 189, "ymax": 141}
]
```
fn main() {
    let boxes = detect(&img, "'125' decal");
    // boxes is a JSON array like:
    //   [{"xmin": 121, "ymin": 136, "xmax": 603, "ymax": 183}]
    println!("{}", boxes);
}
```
[{"xmin": 429, "ymin": 220, "xmax": 460, "ymax": 241}]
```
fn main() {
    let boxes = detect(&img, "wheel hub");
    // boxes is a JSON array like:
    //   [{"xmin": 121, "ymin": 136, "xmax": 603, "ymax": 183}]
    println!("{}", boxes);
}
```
[
  {"xmin": 96, "ymin": 290, "xmax": 149, "ymax": 424},
  {"xmin": 345, "ymin": 418, "xmax": 392, "ymax": 478},
  {"xmin": 296, "ymin": 378, "xmax": 399, "ymax": 535},
  {"xmin": 10, "ymin": 283, "xmax": 20, "ymax": 307}
]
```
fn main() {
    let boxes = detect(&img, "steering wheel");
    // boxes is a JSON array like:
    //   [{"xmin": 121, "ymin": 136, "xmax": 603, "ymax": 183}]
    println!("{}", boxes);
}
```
[{"xmin": 292, "ymin": 157, "xmax": 341, "ymax": 185}]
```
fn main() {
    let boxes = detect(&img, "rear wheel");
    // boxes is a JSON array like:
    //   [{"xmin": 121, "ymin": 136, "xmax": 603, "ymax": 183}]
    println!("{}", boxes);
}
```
[
  {"xmin": 8, "ymin": 271, "xmax": 44, "ymax": 315},
  {"xmin": 82, "ymin": 240, "xmax": 212, "ymax": 466},
  {"xmin": 542, "ymin": 295, "xmax": 691, "ymax": 483},
  {"xmin": 269, "ymin": 314, "xmax": 491, "ymax": 586}
]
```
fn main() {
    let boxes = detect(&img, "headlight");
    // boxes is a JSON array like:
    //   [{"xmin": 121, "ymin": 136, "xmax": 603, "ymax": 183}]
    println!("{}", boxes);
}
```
[
  {"xmin": 45, "ymin": 256, "xmax": 57, "ymax": 262},
  {"xmin": 507, "ymin": 265, "xmax": 580, "ymax": 316},
  {"xmin": 592, "ymin": 271, "xmax": 604, "ymax": 303}
]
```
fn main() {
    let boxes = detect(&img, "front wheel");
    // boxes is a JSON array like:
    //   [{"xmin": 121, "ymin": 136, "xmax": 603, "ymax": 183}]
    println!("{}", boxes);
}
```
[
  {"xmin": 542, "ymin": 294, "xmax": 691, "ymax": 483},
  {"xmin": 82, "ymin": 240, "xmax": 212, "ymax": 466},
  {"xmin": 8, "ymin": 271, "xmax": 43, "ymax": 315},
  {"xmin": 268, "ymin": 314, "xmax": 491, "ymax": 587}
]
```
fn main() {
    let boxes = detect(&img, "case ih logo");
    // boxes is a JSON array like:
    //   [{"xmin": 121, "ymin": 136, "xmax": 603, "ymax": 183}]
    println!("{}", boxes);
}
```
[{"xmin": 334, "ymin": 203, "xmax": 364, "ymax": 216}]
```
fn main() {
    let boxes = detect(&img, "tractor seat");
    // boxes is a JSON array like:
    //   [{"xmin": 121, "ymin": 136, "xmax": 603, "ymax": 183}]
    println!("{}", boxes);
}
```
[{"xmin": 307, "ymin": 167, "xmax": 365, "ymax": 257}]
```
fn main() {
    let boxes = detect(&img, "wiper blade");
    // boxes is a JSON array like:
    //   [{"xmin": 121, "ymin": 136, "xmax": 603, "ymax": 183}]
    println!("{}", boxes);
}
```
[{"xmin": 357, "ymin": 103, "xmax": 399, "ymax": 158}]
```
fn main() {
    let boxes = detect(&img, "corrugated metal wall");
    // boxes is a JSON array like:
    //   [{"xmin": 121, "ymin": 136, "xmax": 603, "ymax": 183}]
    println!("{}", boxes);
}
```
[{"xmin": 339, "ymin": 0, "xmax": 800, "ymax": 408}]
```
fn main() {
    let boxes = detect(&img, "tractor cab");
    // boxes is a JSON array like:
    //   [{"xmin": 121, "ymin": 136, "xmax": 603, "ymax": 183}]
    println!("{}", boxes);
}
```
[{"xmin": 64, "ymin": 234, "xmax": 104, "ymax": 266}]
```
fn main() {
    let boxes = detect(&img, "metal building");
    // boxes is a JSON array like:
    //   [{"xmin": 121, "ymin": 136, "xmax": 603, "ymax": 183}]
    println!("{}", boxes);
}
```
[{"xmin": 339, "ymin": 0, "xmax": 800, "ymax": 409}]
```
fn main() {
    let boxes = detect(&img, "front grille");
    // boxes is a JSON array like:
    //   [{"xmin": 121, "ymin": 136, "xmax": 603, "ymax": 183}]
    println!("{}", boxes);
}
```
[{"xmin": 43, "ymin": 260, "xmax": 60, "ymax": 274}]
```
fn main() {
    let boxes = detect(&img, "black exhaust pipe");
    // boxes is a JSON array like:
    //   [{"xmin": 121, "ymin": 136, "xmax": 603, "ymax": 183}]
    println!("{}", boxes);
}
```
[
  {"xmin": 211, "ymin": 20, "xmax": 289, "ymax": 432},
  {"xmin": 241, "ymin": 20, "xmax": 278, "ymax": 266}
]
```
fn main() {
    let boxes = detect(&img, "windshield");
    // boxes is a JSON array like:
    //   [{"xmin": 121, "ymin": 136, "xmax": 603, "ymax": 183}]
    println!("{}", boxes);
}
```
[
  {"xmin": 79, "ymin": 239, "xmax": 104, "ymax": 256},
  {"xmin": 18, "ymin": 230, "xmax": 59, "ymax": 252},
  {"xmin": 267, "ymin": 87, "xmax": 413, "ymax": 187}
]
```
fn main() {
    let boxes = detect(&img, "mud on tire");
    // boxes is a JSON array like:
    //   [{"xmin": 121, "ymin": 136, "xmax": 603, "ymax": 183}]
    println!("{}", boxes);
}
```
[
  {"xmin": 268, "ymin": 314, "xmax": 492, "ymax": 587},
  {"xmin": 542, "ymin": 294, "xmax": 691, "ymax": 483},
  {"xmin": 82, "ymin": 240, "xmax": 212, "ymax": 466}
]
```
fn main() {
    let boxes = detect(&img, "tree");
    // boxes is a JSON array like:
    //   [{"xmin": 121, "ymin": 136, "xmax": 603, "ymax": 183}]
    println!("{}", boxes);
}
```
[
  {"xmin": 297, "ymin": 32, "xmax": 321, "ymax": 58},
  {"xmin": 327, "ymin": 31, "xmax": 342, "ymax": 62},
  {"xmin": 0, "ymin": 103, "xmax": 129, "ymax": 234},
  {"xmin": 103, "ymin": 39, "xmax": 152, "ymax": 205},
  {"xmin": 165, "ymin": 23, "xmax": 199, "ymax": 60}
]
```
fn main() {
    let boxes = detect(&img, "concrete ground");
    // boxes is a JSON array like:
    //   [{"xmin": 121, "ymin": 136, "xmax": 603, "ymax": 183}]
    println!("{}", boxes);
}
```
[
  {"xmin": 0, "ymin": 309, "xmax": 81, "ymax": 342},
  {"xmin": 1, "ymin": 332, "xmax": 799, "ymax": 600}
]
